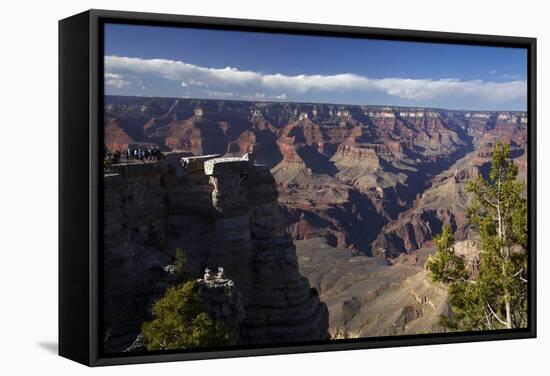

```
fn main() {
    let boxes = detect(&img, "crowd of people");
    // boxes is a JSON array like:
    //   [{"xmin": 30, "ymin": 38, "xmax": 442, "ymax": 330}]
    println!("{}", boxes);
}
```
[{"xmin": 104, "ymin": 146, "xmax": 164, "ymax": 165}]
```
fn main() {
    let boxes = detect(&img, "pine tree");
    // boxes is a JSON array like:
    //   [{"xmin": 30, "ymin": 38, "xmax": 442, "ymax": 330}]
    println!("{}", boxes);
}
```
[
  {"xmin": 142, "ymin": 281, "xmax": 230, "ymax": 350},
  {"xmin": 427, "ymin": 226, "xmax": 468, "ymax": 284},
  {"xmin": 173, "ymin": 248, "xmax": 188, "ymax": 282},
  {"xmin": 141, "ymin": 247, "xmax": 230, "ymax": 350},
  {"xmin": 427, "ymin": 142, "xmax": 528, "ymax": 330}
]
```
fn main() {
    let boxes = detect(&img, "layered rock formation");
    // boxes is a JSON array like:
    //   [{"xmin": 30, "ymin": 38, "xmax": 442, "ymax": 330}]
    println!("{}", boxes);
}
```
[
  {"xmin": 197, "ymin": 268, "xmax": 245, "ymax": 343},
  {"xmin": 371, "ymin": 153, "xmax": 480, "ymax": 257},
  {"xmin": 103, "ymin": 162, "xmax": 172, "ymax": 351},
  {"xmin": 371, "ymin": 129, "xmax": 526, "ymax": 259},
  {"xmin": 104, "ymin": 96, "xmax": 527, "ymax": 258},
  {"xmin": 103, "ymin": 155, "xmax": 328, "ymax": 352},
  {"xmin": 103, "ymin": 96, "xmax": 528, "ymax": 343},
  {"xmin": 104, "ymin": 117, "xmax": 134, "ymax": 151}
]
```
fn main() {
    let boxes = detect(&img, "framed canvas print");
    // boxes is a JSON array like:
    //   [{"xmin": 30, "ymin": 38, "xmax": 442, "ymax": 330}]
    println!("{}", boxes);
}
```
[{"xmin": 59, "ymin": 9, "xmax": 536, "ymax": 366}]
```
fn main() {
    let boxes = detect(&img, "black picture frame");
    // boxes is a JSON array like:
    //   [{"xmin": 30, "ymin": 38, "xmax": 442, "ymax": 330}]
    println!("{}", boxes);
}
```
[{"xmin": 59, "ymin": 9, "xmax": 537, "ymax": 367}]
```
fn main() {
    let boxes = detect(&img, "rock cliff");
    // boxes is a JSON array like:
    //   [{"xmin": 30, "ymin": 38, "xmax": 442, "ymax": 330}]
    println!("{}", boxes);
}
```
[
  {"xmin": 104, "ymin": 96, "xmax": 527, "ymax": 258},
  {"xmin": 103, "ymin": 154, "xmax": 329, "ymax": 352}
]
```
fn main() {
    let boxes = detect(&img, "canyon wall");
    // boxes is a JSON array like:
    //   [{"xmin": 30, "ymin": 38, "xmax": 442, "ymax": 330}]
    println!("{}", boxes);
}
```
[
  {"xmin": 103, "ymin": 155, "xmax": 328, "ymax": 352},
  {"xmin": 105, "ymin": 96, "xmax": 528, "ymax": 259}
]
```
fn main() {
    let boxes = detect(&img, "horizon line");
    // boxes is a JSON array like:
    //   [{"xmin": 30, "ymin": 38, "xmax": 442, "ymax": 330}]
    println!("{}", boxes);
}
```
[{"xmin": 104, "ymin": 94, "xmax": 528, "ymax": 114}]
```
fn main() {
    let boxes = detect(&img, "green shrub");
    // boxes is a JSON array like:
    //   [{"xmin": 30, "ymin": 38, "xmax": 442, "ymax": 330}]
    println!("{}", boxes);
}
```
[
  {"xmin": 173, "ymin": 248, "xmax": 188, "ymax": 281},
  {"xmin": 141, "ymin": 281, "xmax": 230, "ymax": 350}
]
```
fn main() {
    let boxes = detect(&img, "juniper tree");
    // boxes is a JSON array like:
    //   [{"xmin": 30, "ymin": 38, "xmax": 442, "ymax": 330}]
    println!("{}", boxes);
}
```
[
  {"xmin": 427, "ymin": 226, "xmax": 468, "ymax": 284},
  {"xmin": 427, "ymin": 142, "xmax": 528, "ymax": 330},
  {"xmin": 141, "ymin": 247, "xmax": 229, "ymax": 350},
  {"xmin": 173, "ymin": 248, "xmax": 188, "ymax": 282},
  {"xmin": 142, "ymin": 281, "xmax": 230, "ymax": 350}
]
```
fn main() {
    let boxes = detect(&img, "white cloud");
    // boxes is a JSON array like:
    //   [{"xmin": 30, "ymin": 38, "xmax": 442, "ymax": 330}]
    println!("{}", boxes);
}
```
[
  {"xmin": 205, "ymin": 90, "xmax": 235, "ymax": 98},
  {"xmin": 105, "ymin": 56, "xmax": 260, "ymax": 88},
  {"xmin": 105, "ymin": 55, "xmax": 526, "ymax": 104},
  {"xmin": 104, "ymin": 72, "xmax": 130, "ymax": 88},
  {"xmin": 371, "ymin": 77, "xmax": 527, "ymax": 102},
  {"xmin": 243, "ymin": 92, "xmax": 267, "ymax": 100}
]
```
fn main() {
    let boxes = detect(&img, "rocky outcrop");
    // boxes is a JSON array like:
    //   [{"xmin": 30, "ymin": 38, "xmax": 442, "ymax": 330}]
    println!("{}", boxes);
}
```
[
  {"xmin": 104, "ymin": 96, "xmax": 527, "ymax": 258},
  {"xmin": 371, "ymin": 153, "xmax": 479, "ymax": 258},
  {"xmin": 197, "ymin": 268, "xmax": 245, "ymax": 343},
  {"xmin": 103, "ymin": 162, "xmax": 172, "ymax": 351},
  {"xmin": 104, "ymin": 117, "xmax": 134, "ymax": 151},
  {"xmin": 331, "ymin": 144, "xmax": 380, "ymax": 166},
  {"xmin": 227, "ymin": 130, "xmax": 256, "ymax": 155},
  {"xmin": 453, "ymin": 239, "xmax": 481, "ymax": 277},
  {"xmin": 163, "ymin": 120, "xmax": 203, "ymax": 153},
  {"xmin": 453, "ymin": 166, "xmax": 479, "ymax": 183},
  {"xmin": 123, "ymin": 268, "xmax": 245, "ymax": 352},
  {"xmin": 103, "ymin": 154, "xmax": 328, "ymax": 352}
]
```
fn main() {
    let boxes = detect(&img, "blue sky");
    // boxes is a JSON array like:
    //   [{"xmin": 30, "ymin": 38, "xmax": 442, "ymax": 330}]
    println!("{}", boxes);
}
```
[{"xmin": 104, "ymin": 23, "xmax": 527, "ymax": 111}]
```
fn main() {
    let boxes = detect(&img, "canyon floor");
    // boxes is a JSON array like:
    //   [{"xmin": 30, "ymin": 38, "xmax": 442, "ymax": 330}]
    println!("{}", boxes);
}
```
[{"xmin": 296, "ymin": 238, "xmax": 447, "ymax": 338}]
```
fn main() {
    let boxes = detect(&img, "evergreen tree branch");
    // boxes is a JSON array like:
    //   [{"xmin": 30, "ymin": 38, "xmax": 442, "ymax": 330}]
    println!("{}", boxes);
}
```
[
  {"xmin": 512, "ymin": 268, "xmax": 528, "ymax": 283},
  {"xmin": 445, "ymin": 275, "xmax": 476, "ymax": 284},
  {"xmin": 484, "ymin": 311, "xmax": 494, "ymax": 330},
  {"xmin": 486, "ymin": 302, "xmax": 508, "ymax": 326}
]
